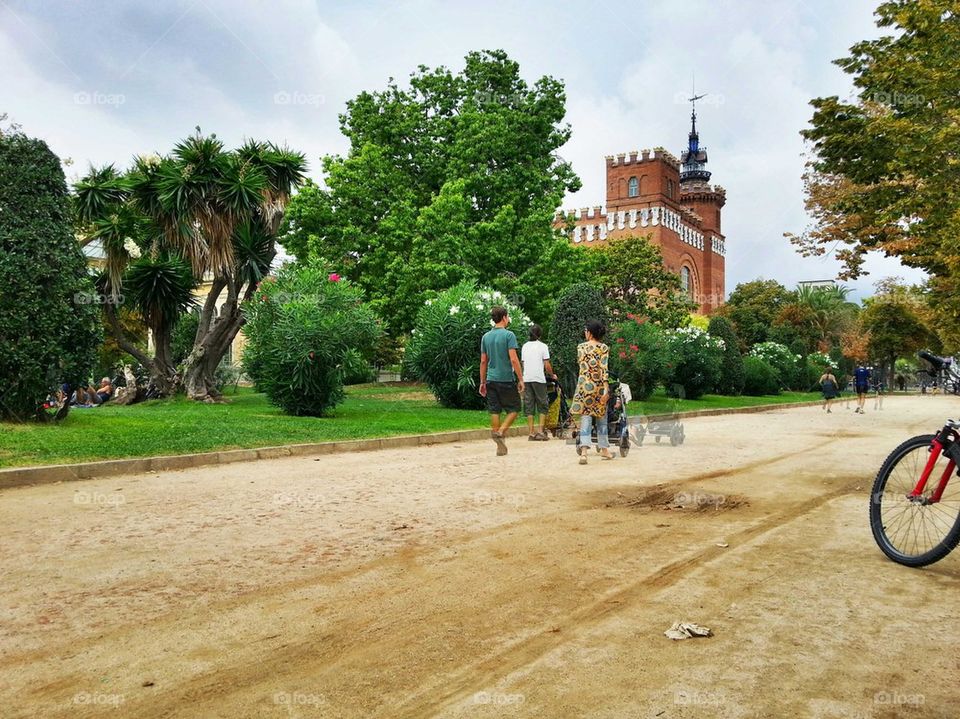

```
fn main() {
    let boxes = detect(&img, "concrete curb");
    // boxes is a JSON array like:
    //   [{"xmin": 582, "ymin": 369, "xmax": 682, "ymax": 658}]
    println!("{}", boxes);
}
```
[{"xmin": 0, "ymin": 399, "xmax": 825, "ymax": 490}]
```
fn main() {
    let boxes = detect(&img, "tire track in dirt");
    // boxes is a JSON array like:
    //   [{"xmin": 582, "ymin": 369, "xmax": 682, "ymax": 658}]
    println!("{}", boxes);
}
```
[{"xmin": 384, "ymin": 479, "xmax": 863, "ymax": 719}]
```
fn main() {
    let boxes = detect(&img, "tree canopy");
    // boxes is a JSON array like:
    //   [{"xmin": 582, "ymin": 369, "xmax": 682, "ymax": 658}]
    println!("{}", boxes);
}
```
[
  {"xmin": 789, "ymin": 0, "xmax": 960, "ymax": 346},
  {"xmin": 0, "ymin": 127, "xmax": 100, "ymax": 420},
  {"xmin": 278, "ymin": 49, "xmax": 588, "ymax": 333}
]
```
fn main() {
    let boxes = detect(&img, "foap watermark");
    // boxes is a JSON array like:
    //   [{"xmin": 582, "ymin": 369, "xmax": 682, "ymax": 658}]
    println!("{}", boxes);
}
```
[
  {"xmin": 867, "ymin": 90, "xmax": 925, "ymax": 108},
  {"xmin": 472, "ymin": 691, "xmax": 525, "ymax": 706},
  {"xmin": 472, "ymin": 490, "xmax": 526, "ymax": 507},
  {"xmin": 874, "ymin": 690, "xmax": 924, "ymax": 708},
  {"xmin": 73, "ymin": 91, "xmax": 126, "ymax": 108},
  {"xmin": 273, "ymin": 90, "xmax": 325, "ymax": 107},
  {"xmin": 74, "ymin": 291, "xmax": 125, "ymax": 306},
  {"xmin": 473, "ymin": 90, "xmax": 525, "ymax": 107},
  {"xmin": 273, "ymin": 691, "xmax": 327, "ymax": 708},
  {"xmin": 675, "ymin": 688, "xmax": 725, "ymax": 707},
  {"xmin": 272, "ymin": 492, "xmax": 325, "ymax": 510},
  {"xmin": 74, "ymin": 490, "xmax": 125, "ymax": 507},
  {"xmin": 73, "ymin": 691, "xmax": 125, "ymax": 707},
  {"xmin": 674, "ymin": 491, "xmax": 725, "ymax": 509}
]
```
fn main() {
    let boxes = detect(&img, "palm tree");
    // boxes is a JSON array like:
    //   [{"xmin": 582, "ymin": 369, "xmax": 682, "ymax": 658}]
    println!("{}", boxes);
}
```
[
  {"xmin": 795, "ymin": 284, "xmax": 859, "ymax": 351},
  {"xmin": 74, "ymin": 131, "xmax": 307, "ymax": 399}
]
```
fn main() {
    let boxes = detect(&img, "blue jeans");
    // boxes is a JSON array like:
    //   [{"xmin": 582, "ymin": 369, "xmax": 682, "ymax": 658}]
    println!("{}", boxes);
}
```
[{"xmin": 579, "ymin": 414, "xmax": 609, "ymax": 449}]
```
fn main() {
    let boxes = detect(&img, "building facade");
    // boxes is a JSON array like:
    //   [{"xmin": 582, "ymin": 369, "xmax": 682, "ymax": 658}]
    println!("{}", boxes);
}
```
[{"xmin": 557, "ymin": 108, "xmax": 726, "ymax": 313}]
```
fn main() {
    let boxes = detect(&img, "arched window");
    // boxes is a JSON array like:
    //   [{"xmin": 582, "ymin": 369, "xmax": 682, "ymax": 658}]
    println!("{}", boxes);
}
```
[
  {"xmin": 680, "ymin": 266, "xmax": 692, "ymax": 298},
  {"xmin": 627, "ymin": 176, "xmax": 639, "ymax": 197}
]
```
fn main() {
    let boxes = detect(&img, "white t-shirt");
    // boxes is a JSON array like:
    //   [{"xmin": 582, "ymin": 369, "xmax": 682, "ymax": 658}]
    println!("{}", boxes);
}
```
[{"xmin": 521, "ymin": 340, "xmax": 550, "ymax": 383}]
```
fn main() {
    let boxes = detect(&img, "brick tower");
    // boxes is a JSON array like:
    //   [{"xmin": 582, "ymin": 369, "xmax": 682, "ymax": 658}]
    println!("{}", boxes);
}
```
[{"xmin": 556, "ymin": 99, "xmax": 727, "ymax": 313}]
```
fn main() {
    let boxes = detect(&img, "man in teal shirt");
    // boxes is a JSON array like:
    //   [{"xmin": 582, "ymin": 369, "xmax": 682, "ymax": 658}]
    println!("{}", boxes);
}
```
[{"xmin": 479, "ymin": 306, "xmax": 525, "ymax": 456}]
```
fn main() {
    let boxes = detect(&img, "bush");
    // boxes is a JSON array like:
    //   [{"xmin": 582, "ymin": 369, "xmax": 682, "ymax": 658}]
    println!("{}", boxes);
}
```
[
  {"xmin": 749, "ymin": 341, "xmax": 801, "ymax": 390},
  {"xmin": 708, "ymin": 316, "xmax": 745, "ymax": 395},
  {"xmin": 609, "ymin": 318, "xmax": 668, "ymax": 400},
  {"xmin": 0, "ymin": 130, "xmax": 100, "ymax": 420},
  {"xmin": 242, "ymin": 262, "xmax": 381, "ymax": 416},
  {"xmin": 405, "ymin": 283, "xmax": 531, "ymax": 409},
  {"xmin": 549, "ymin": 282, "xmax": 609, "ymax": 396},
  {"xmin": 341, "ymin": 348, "xmax": 376, "ymax": 385},
  {"xmin": 172, "ymin": 310, "xmax": 200, "ymax": 367},
  {"xmin": 743, "ymin": 356, "xmax": 781, "ymax": 396},
  {"xmin": 663, "ymin": 326, "xmax": 724, "ymax": 400}
]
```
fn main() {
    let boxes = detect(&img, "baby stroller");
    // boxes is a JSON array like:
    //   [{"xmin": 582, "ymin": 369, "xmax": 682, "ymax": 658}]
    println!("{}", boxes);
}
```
[
  {"xmin": 544, "ymin": 378, "xmax": 574, "ymax": 438},
  {"xmin": 574, "ymin": 379, "xmax": 632, "ymax": 457}
]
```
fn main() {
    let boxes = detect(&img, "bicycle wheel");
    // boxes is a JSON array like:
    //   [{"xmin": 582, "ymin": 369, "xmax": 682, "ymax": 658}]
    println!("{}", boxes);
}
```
[{"xmin": 869, "ymin": 434, "xmax": 960, "ymax": 566}]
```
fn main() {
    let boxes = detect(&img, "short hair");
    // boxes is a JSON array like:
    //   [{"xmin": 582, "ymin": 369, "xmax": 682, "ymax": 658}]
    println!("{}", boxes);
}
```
[
  {"xmin": 101, "ymin": 377, "xmax": 111, "ymax": 384},
  {"xmin": 584, "ymin": 320, "xmax": 606, "ymax": 341},
  {"xmin": 491, "ymin": 306, "xmax": 508, "ymax": 323},
  {"xmin": 528, "ymin": 324, "xmax": 542, "ymax": 341}
]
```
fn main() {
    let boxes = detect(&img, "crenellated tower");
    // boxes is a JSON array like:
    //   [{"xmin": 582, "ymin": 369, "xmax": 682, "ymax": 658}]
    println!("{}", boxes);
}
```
[{"xmin": 554, "ymin": 90, "xmax": 727, "ymax": 313}]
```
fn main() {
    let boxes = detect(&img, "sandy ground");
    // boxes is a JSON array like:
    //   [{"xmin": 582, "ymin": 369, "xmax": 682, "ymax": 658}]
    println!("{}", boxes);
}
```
[{"xmin": 2, "ymin": 395, "xmax": 960, "ymax": 718}]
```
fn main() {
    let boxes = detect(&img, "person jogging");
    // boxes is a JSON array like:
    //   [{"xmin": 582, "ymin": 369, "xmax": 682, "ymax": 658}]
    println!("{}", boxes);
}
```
[
  {"xmin": 819, "ymin": 369, "xmax": 839, "ymax": 413},
  {"xmin": 854, "ymin": 364, "xmax": 871, "ymax": 414},
  {"xmin": 479, "ymin": 306, "xmax": 524, "ymax": 456}
]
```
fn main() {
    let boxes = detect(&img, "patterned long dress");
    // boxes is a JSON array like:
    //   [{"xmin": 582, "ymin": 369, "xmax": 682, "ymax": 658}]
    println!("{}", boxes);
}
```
[{"xmin": 570, "ymin": 341, "xmax": 609, "ymax": 418}]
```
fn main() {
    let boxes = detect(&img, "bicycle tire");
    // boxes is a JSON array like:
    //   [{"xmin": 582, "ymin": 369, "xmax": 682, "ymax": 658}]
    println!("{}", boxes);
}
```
[{"xmin": 869, "ymin": 434, "xmax": 960, "ymax": 567}]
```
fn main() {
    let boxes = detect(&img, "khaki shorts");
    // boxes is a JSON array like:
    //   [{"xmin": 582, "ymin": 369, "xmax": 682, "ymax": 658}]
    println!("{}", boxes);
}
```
[{"xmin": 524, "ymin": 382, "xmax": 549, "ymax": 416}]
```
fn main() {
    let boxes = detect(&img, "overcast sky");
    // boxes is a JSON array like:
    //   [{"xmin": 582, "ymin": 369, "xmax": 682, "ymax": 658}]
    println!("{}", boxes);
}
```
[{"xmin": 0, "ymin": 0, "xmax": 926, "ymax": 301}]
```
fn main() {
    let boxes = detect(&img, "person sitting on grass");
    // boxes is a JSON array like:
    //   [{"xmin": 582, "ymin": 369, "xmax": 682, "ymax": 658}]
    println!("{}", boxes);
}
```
[
  {"xmin": 521, "ymin": 324, "xmax": 557, "ymax": 442},
  {"xmin": 73, "ymin": 377, "xmax": 113, "ymax": 406}
]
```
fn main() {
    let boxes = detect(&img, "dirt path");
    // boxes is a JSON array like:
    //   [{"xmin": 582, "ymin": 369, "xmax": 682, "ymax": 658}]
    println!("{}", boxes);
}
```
[{"xmin": 2, "ymin": 396, "xmax": 960, "ymax": 718}]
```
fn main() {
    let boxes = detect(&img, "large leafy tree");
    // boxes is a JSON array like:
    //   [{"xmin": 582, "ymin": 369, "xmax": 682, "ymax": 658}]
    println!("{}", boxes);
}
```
[
  {"xmin": 279, "ymin": 49, "xmax": 585, "ymax": 333},
  {"xmin": 0, "ymin": 125, "xmax": 100, "ymax": 421},
  {"xmin": 716, "ymin": 279, "xmax": 796, "ymax": 349},
  {"xmin": 862, "ymin": 278, "xmax": 936, "ymax": 381},
  {"xmin": 789, "ymin": 1, "xmax": 960, "ymax": 349},
  {"xmin": 593, "ymin": 234, "xmax": 695, "ymax": 328},
  {"xmin": 75, "ymin": 132, "xmax": 306, "ymax": 399}
]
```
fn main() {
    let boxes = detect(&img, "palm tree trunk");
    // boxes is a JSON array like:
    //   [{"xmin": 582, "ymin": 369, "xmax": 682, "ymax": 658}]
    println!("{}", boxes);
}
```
[{"xmin": 103, "ymin": 302, "xmax": 177, "ymax": 396}]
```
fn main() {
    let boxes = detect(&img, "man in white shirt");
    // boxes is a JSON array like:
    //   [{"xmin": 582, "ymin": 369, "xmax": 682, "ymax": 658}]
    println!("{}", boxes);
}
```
[{"xmin": 521, "ymin": 325, "xmax": 557, "ymax": 441}]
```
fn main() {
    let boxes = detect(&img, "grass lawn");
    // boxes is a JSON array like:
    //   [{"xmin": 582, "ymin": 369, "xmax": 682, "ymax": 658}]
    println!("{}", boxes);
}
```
[
  {"xmin": 0, "ymin": 384, "xmax": 821, "ymax": 469},
  {"xmin": 0, "ymin": 384, "xmax": 487, "ymax": 469}
]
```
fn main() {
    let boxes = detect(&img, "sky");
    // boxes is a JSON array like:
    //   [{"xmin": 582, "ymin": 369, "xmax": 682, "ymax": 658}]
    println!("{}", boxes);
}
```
[{"xmin": 0, "ymin": 0, "xmax": 927, "ymax": 301}]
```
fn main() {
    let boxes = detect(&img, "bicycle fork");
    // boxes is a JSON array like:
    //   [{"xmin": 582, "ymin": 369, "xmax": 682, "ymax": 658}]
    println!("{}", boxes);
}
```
[{"xmin": 909, "ymin": 426, "xmax": 960, "ymax": 505}]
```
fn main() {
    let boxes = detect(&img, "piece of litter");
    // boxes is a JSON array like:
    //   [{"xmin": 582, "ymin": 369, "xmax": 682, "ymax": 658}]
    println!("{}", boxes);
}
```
[
  {"xmin": 664, "ymin": 621, "xmax": 713, "ymax": 640},
  {"xmin": 715, "ymin": 542, "xmax": 729, "ymax": 548}
]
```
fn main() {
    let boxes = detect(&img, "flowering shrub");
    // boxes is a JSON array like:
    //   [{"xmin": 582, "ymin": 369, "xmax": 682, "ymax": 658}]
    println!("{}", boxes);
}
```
[
  {"xmin": 707, "ymin": 315, "xmax": 745, "ymax": 395},
  {"xmin": 609, "ymin": 316, "xmax": 668, "ymax": 400},
  {"xmin": 743, "ymin": 356, "xmax": 781, "ymax": 396},
  {"xmin": 749, "ymin": 342, "xmax": 801, "ymax": 389},
  {"xmin": 242, "ymin": 261, "xmax": 381, "ymax": 416},
  {"xmin": 663, "ymin": 326, "xmax": 725, "ymax": 400},
  {"xmin": 405, "ymin": 282, "xmax": 531, "ymax": 409}
]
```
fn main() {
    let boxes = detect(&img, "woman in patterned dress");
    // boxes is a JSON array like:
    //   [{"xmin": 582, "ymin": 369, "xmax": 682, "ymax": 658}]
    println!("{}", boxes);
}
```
[{"xmin": 570, "ymin": 320, "xmax": 614, "ymax": 464}]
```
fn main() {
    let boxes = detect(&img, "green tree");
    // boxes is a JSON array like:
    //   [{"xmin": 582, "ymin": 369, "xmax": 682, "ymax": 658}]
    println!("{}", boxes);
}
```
[
  {"xmin": 861, "ymin": 279, "xmax": 935, "ymax": 383},
  {"xmin": 549, "ymin": 283, "xmax": 608, "ymax": 396},
  {"xmin": 794, "ymin": 284, "xmax": 859, "ymax": 351},
  {"xmin": 708, "ymin": 316, "xmax": 745, "ymax": 395},
  {"xmin": 593, "ymin": 234, "xmax": 695, "ymax": 327},
  {"xmin": 789, "ymin": 0, "xmax": 960, "ymax": 352},
  {"xmin": 75, "ymin": 131, "xmax": 306, "ymax": 399},
  {"xmin": 279, "ymin": 49, "xmax": 585, "ymax": 333},
  {"xmin": 0, "ymin": 127, "xmax": 100, "ymax": 420},
  {"xmin": 716, "ymin": 279, "xmax": 795, "ymax": 349}
]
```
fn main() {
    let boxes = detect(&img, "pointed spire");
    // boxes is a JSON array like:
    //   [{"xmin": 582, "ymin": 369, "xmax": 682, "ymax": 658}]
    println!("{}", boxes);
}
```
[{"xmin": 681, "ymin": 80, "xmax": 711, "ymax": 186}]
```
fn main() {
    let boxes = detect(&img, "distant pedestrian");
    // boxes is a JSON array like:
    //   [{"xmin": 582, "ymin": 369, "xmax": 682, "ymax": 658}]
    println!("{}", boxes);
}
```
[
  {"xmin": 819, "ymin": 369, "xmax": 839, "ymax": 413},
  {"xmin": 570, "ymin": 320, "xmax": 614, "ymax": 464},
  {"xmin": 873, "ymin": 380, "xmax": 885, "ymax": 411},
  {"xmin": 479, "ymin": 306, "xmax": 524, "ymax": 456},
  {"xmin": 521, "ymin": 325, "xmax": 557, "ymax": 441},
  {"xmin": 854, "ymin": 365, "xmax": 871, "ymax": 414}
]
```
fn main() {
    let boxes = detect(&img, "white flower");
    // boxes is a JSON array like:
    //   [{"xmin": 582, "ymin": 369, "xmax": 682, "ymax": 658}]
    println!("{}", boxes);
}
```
[
  {"xmin": 123, "ymin": 238, "xmax": 141, "ymax": 258},
  {"xmin": 424, "ymin": 299, "xmax": 433, "ymax": 306},
  {"xmin": 449, "ymin": 305, "xmax": 460, "ymax": 315}
]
